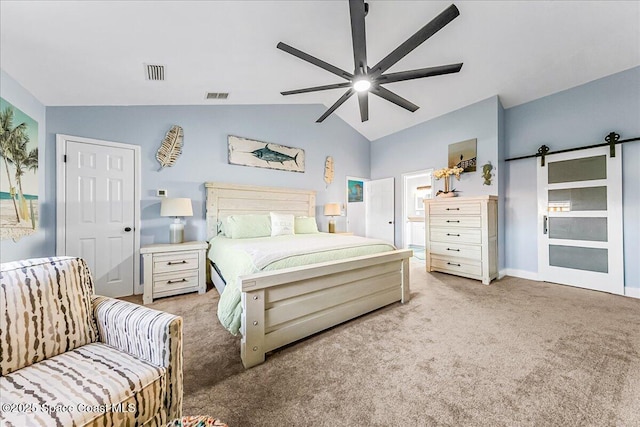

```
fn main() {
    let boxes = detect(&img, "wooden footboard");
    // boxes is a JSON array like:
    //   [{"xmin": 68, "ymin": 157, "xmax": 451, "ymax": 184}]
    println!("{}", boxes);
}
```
[{"xmin": 240, "ymin": 249, "xmax": 412, "ymax": 368}]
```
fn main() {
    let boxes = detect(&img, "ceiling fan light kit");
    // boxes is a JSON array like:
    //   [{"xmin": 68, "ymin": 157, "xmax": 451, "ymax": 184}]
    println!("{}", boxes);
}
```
[
  {"xmin": 353, "ymin": 78, "xmax": 371, "ymax": 92},
  {"xmin": 277, "ymin": 1, "xmax": 463, "ymax": 123}
]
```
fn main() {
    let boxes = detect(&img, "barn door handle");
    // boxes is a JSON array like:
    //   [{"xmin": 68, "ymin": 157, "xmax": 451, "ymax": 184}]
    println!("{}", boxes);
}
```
[
  {"xmin": 124, "ymin": 227, "xmax": 132, "ymax": 232},
  {"xmin": 543, "ymin": 216, "xmax": 548, "ymax": 235}
]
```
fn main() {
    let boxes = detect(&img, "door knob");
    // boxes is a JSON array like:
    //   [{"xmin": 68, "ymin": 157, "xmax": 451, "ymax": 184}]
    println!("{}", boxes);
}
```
[{"xmin": 124, "ymin": 227, "xmax": 132, "ymax": 232}]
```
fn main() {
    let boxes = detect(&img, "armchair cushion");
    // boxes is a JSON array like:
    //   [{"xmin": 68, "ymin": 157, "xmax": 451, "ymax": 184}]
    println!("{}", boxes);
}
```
[
  {"xmin": 0, "ymin": 342, "xmax": 166, "ymax": 427},
  {"xmin": 0, "ymin": 257, "xmax": 98, "ymax": 376}
]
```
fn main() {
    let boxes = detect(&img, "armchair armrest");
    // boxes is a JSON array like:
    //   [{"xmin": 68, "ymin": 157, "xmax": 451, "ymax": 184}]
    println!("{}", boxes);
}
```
[{"xmin": 92, "ymin": 296, "xmax": 183, "ymax": 420}]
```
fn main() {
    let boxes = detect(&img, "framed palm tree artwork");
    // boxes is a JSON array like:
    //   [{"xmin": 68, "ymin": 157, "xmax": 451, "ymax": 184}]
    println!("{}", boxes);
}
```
[{"xmin": 0, "ymin": 97, "xmax": 39, "ymax": 241}]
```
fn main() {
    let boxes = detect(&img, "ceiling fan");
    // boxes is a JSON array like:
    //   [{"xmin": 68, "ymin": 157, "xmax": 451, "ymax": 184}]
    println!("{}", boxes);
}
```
[{"xmin": 277, "ymin": 1, "xmax": 463, "ymax": 123}]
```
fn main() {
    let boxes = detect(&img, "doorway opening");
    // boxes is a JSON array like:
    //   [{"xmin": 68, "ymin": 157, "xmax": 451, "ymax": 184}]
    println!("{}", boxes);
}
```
[{"xmin": 402, "ymin": 169, "xmax": 433, "ymax": 260}]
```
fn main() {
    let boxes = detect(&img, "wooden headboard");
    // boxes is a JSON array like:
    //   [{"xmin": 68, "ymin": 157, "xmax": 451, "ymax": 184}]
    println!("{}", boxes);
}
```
[{"xmin": 204, "ymin": 182, "xmax": 316, "ymax": 240}]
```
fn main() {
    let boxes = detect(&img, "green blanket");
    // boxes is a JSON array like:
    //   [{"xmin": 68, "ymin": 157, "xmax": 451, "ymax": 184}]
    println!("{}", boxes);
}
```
[{"xmin": 209, "ymin": 233, "xmax": 395, "ymax": 335}]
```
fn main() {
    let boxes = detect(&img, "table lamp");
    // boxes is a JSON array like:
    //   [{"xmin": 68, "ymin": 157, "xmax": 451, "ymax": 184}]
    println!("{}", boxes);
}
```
[
  {"xmin": 323, "ymin": 203, "xmax": 341, "ymax": 233},
  {"xmin": 160, "ymin": 197, "xmax": 193, "ymax": 243}
]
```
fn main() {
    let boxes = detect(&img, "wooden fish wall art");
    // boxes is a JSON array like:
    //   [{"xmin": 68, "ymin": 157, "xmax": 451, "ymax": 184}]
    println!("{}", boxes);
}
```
[
  {"xmin": 156, "ymin": 125, "xmax": 184, "ymax": 171},
  {"xmin": 228, "ymin": 135, "xmax": 305, "ymax": 173}
]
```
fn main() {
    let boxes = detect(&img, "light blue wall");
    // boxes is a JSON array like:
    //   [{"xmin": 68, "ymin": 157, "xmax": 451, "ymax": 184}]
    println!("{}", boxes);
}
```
[
  {"xmin": 497, "ymin": 100, "xmax": 506, "ymax": 272},
  {"xmin": 0, "ymin": 70, "xmax": 50, "ymax": 262},
  {"xmin": 504, "ymin": 66, "xmax": 640, "ymax": 290},
  {"xmin": 370, "ymin": 96, "xmax": 501, "ymax": 251},
  {"xmin": 46, "ymin": 104, "xmax": 370, "ymax": 246},
  {"xmin": 6, "ymin": 65, "xmax": 639, "ymax": 294}
]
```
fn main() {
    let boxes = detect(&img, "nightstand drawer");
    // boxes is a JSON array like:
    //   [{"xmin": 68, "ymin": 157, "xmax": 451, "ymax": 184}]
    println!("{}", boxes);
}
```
[
  {"xmin": 430, "ymin": 228, "xmax": 481, "ymax": 244},
  {"xmin": 430, "ymin": 242, "xmax": 481, "ymax": 260},
  {"xmin": 431, "ymin": 256, "xmax": 481, "ymax": 276},
  {"xmin": 429, "ymin": 216, "xmax": 481, "ymax": 228},
  {"xmin": 429, "ymin": 202, "xmax": 480, "ymax": 216},
  {"xmin": 153, "ymin": 270, "xmax": 199, "ymax": 293},
  {"xmin": 141, "ymin": 241, "xmax": 208, "ymax": 304},
  {"xmin": 153, "ymin": 251, "xmax": 199, "ymax": 274}
]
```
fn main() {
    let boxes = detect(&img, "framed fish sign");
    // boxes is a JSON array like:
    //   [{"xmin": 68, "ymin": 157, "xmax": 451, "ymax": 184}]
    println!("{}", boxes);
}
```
[{"xmin": 228, "ymin": 135, "xmax": 305, "ymax": 173}]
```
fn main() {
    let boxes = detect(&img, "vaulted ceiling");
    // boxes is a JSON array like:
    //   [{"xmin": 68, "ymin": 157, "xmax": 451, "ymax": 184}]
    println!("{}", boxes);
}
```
[{"xmin": 1, "ymin": 1, "xmax": 638, "ymax": 141}]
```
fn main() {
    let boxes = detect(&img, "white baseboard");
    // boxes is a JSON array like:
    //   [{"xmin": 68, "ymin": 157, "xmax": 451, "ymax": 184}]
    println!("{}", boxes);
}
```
[
  {"xmin": 500, "ymin": 270, "xmax": 639, "ymax": 299},
  {"xmin": 625, "ymin": 287, "xmax": 640, "ymax": 299},
  {"xmin": 499, "ymin": 269, "xmax": 540, "ymax": 281}
]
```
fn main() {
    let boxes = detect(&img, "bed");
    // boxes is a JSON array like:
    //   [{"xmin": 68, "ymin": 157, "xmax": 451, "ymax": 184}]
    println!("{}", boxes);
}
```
[{"xmin": 205, "ymin": 182, "xmax": 412, "ymax": 368}]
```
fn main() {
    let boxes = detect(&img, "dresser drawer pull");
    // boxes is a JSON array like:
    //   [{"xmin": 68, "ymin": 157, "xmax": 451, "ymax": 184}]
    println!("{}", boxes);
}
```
[
  {"xmin": 446, "ymin": 233, "xmax": 460, "ymax": 237},
  {"xmin": 447, "ymin": 262, "xmax": 461, "ymax": 267},
  {"xmin": 446, "ymin": 220, "xmax": 460, "ymax": 223},
  {"xmin": 447, "ymin": 248, "xmax": 460, "ymax": 252},
  {"xmin": 446, "ymin": 208, "xmax": 460, "ymax": 211},
  {"xmin": 166, "ymin": 278, "xmax": 188, "ymax": 284},
  {"xmin": 167, "ymin": 260, "xmax": 187, "ymax": 265}
]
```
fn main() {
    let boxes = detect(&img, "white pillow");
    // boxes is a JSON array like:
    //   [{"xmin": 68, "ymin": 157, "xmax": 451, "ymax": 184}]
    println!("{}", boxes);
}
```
[{"xmin": 270, "ymin": 212, "xmax": 295, "ymax": 237}]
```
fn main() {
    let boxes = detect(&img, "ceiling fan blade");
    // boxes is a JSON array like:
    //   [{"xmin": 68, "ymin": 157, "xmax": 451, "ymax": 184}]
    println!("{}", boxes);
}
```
[
  {"xmin": 349, "ymin": 0, "xmax": 368, "ymax": 75},
  {"xmin": 277, "ymin": 42, "xmax": 353, "ymax": 80},
  {"xmin": 370, "ymin": 4, "xmax": 460, "ymax": 77},
  {"xmin": 357, "ymin": 91, "xmax": 369, "ymax": 122},
  {"xmin": 317, "ymin": 89, "xmax": 355, "ymax": 123},
  {"xmin": 371, "ymin": 86, "xmax": 419, "ymax": 112},
  {"xmin": 281, "ymin": 82, "xmax": 352, "ymax": 96},
  {"xmin": 378, "ymin": 63, "xmax": 463, "ymax": 84}
]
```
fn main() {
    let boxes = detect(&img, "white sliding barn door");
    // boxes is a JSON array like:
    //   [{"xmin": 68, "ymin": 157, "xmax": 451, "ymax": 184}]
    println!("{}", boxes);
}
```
[
  {"xmin": 57, "ymin": 135, "xmax": 140, "ymax": 297},
  {"xmin": 537, "ymin": 146, "xmax": 623, "ymax": 295},
  {"xmin": 365, "ymin": 177, "xmax": 395, "ymax": 245}
]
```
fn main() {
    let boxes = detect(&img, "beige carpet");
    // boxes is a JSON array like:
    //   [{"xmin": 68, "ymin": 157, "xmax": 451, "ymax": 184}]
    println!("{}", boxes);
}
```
[{"xmin": 141, "ymin": 262, "xmax": 640, "ymax": 426}]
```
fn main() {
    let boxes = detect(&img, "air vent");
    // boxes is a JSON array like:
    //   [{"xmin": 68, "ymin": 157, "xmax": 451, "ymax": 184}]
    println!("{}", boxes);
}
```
[
  {"xmin": 206, "ymin": 92, "xmax": 229, "ymax": 100},
  {"xmin": 145, "ymin": 64, "xmax": 165, "ymax": 81}
]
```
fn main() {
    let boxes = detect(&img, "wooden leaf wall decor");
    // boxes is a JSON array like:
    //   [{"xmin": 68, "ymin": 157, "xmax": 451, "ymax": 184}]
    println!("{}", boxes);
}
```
[
  {"xmin": 324, "ymin": 156, "xmax": 334, "ymax": 185},
  {"xmin": 156, "ymin": 125, "xmax": 184, "ymax": 171}
]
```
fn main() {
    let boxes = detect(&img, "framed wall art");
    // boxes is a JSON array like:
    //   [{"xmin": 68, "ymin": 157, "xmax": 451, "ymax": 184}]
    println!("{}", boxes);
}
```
[
  {"xmin": 0, "ymin": 97, "xmax": 39, "ymax": 241},
  {"xmin": 347, "ymin": 179, "xmax": 364, "ymax": 203},
  {"xmin": 448, "ymin": 138, "xmax": 477, "ymax": 172},
  {"xmin": 228, "ymin": 135, "xmax": 305, "ymax": 173}
]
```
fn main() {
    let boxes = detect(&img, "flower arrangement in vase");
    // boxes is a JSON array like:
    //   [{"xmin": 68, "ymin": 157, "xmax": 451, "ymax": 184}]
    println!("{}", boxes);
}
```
[{"xmin": 434, "ymin": 166, "xmax": 464, "ymax": 197}]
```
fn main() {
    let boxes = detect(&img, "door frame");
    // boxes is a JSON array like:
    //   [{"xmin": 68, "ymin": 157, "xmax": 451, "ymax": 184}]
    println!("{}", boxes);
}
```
[
  {"xmin": 401, "ymin": 169, "xmax": 433, "ymax": 249},
  {"xmin": 536, "ymin": 145, "xmax": 624, "ymax": 295},
  {"xmin": 56, "ymin": 134, "xmax": 142, "ymax": 294}
]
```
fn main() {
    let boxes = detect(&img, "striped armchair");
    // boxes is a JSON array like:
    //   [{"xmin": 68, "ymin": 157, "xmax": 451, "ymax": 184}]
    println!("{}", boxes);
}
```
[{"xmin": 0, "ymin": 257, "xmax": 183, "ymax": 427}]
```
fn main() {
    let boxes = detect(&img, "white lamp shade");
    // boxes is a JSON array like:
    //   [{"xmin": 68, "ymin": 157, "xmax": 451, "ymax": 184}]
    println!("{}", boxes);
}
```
[
  {"xmin": 160, "ymin": 198, "xmax": 193, "ymax": 217},
  {"xmin": 323, "ymin": 203, "xmax": 341, "ymax": 216}
]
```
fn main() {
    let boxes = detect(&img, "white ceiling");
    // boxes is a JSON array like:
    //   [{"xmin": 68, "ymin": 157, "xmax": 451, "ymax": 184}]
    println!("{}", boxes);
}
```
[{"xmin": 1, "ymin": 1, "xmax": 638, "ymax": 141}]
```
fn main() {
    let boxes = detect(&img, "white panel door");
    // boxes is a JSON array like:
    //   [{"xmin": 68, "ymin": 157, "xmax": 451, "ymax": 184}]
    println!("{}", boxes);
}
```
[
  {"xmin": 365, "ymin": 177, "xmax": 394, "ymax": 244},
  {"xmin": 62, "ymin": 140, "xmax": 136, "ymax": 297},
  {"xmin": 537, "ymin": 146, "xmax": 623, "ymax": 294}
]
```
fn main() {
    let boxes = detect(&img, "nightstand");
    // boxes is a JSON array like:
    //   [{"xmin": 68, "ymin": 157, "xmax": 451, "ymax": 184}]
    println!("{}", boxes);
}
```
[{"xmin": 141, "ymin": 241, "xmax": 208, "ymax": 304}]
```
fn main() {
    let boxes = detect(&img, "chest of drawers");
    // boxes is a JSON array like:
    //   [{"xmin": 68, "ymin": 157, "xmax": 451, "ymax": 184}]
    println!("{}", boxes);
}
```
[
  {"xmin": 424, "ymin": 196, "xmax": 498, "ymax": 285},
  {"xmin": 141, "ymin": 241, "xmax": 208, "ymax": 304}
]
